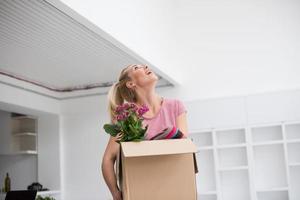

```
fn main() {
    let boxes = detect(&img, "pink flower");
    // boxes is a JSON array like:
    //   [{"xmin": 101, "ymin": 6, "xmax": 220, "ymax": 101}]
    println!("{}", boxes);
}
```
[
  {"xmin": 130, "ymin": 103, "xmax": 137, "ymax": 109},
  {"xmin": 116, "ymin": 114, "xmax": 123, "ymax": 121},
  {"xmin": 137, "ymin": 104, "xmax": 149, "ymax": 117},
  {"xmin": 123, "ymin": 103, "xmax": 130, "ymax": 110},
  {"xmin": 124, "ymin": 111, "xmax": 130, "ymax": 118},
  {"xmin": 116, "ymin": 105, "xmax": 124, "ymax": 113}
]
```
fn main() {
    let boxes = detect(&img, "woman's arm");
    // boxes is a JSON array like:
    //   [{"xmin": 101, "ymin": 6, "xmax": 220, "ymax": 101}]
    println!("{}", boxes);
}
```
[
  {"xmin": 101, "ymin": 134, "xmax": 123, "ymax": 200},
  {"xmin": 176, "ymin": 112, "xmax": 188, "ymax": 138}
]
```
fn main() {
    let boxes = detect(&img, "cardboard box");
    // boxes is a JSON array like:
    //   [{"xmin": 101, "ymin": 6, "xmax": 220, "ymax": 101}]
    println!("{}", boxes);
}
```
[{"xmin": 116, "ymin": 138, "xmax": 198, "ymax": 200}]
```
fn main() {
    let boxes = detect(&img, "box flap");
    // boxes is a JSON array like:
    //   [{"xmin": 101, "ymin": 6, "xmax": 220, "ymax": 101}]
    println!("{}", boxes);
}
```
[{"xmin": 121, "ymin": 138, "xmax": 197, "ymax": 157}]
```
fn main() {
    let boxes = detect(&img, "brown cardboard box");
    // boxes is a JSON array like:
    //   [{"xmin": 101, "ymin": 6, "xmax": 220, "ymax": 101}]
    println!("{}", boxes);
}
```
[{"xmin": 116, "ymin": 138, "xmax": 198, "ymax": 200}]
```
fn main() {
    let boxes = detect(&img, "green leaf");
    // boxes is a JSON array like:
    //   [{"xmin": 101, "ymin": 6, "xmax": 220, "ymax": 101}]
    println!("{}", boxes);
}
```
[
  {"xmin": 129, "ymin": 124, "xmax": 138, "ymax": 136},
  {"xmin": 103, "ymin": 124, "xmax": 121, "ymax": 137}
]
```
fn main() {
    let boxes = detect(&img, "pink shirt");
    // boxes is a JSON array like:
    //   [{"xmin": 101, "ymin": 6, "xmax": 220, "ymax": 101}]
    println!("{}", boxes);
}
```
[{"xmin": 142, "ymin": 98, "xmax": 187, "ymax": 140}]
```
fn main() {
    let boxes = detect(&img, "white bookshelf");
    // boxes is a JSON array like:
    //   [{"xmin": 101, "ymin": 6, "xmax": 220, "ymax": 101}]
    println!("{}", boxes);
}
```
[
  {"xmin": 189, "ymin": 121, "xmax": 300, "ymax": 200},
  {"xmin": 11, "ymin": 115, "xmax": 37, "ymax": 154}
]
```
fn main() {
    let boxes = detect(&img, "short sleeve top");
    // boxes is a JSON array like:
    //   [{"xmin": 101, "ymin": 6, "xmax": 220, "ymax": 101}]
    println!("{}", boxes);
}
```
[{"xmin": 142, "ymin": 97, "xmax": 187, "ymax": 140}]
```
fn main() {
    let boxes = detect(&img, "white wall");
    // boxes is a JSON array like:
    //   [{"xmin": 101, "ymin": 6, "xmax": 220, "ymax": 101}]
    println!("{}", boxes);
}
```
[
  {"xmin": 0, "ymin": 82, "xmax": 62, "ymax": 194},
  {"xmin": 59, "ymin": 0, "xmax": 178, "ymax": 83},
  {"xmin": 59, "ymin": 87, "xmax": 300, "ymax": 200},
  {"xmin": 38, "ymin": 114, "xmax": 61, "ymax": 191},
  {"xmin": 60, "ymin": 96, "xmax": 112, "ymax": 200},
  {"xmin": 0, "ymin": 111, "xmax": 37, "ymax": 191},
  {"xmin": 0, "ymin": 154, "xmax": 37, "ymax": 190},
  {"xmin": 60, "ymin": 0, "xmax": 300, "ymax": 101},
  {"xmin": 172, "ymin": 0, "xmax": 300, "ymax": 101},
  {"xmin": 0, "ymin": 82, "xmax": 60, "ymax": 115}
]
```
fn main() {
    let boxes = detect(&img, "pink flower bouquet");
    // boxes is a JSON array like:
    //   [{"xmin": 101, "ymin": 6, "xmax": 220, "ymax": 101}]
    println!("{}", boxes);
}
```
[{"xmin": 103, "ymin": 103, "xmax": 149, "ymax": 143}]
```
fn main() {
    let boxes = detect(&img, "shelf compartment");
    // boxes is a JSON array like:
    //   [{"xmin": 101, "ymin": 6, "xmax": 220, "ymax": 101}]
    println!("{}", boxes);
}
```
[
  {"xmin": 285, "ymin": 123, "xmax": 300, "ymax": 140},
  {"xmin": 197, "ymin": 194, "xmax": 217, "ymax": 200},
  {"xmin": 11, "ymin": 117, "xmax": 37, "ymax": 134},
  {"xmin": 289, "ymin": 166, "xmax": 300, "ymax": 200},
  {"xmin": 287, "ymin": 139, "xmax": 300, "ymax": 144},
  {"xmin": 218, "ymin": 147, "xmax": 248, "ymax": 168},
  {"xmin": 289, "ymin": 162, "xmax": 300, "ymax": 167},
  {"xmin": 190, "ymin": 131, "xmax": 213, "ymax": 147},
  {"xmin": 253, "ymin": 144, "xmax": 287, "ymax": 189},
  {"xmin": 257, "ymin": 190, "xmax": 289, "ymax": 200},
  {"xmin": 220, "ymin": 170, "xmax": 251, "ymax": 200},
  {"xmin": 12, "ymin": 135, "xmax": 37, "ymax": 152},
  {"xmin": 251, "ymin": 125, "xmax": 282, "ymax": 143},
  {"xmin": 287, "ymin": 143, "xmax": 300, "ymax": 164},
  {"xmin": 216, "ymin": 128, "xmax": 246, "ymax": 145},
  {"xmin": 196, "ymin": 149, "xmax": 216, "ymax": 193}
]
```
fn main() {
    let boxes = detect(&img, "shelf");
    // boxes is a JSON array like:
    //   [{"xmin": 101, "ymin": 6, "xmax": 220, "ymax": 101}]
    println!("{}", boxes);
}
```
[
  {"xmin": 253, "ymin": 144, "xmax": 288, "ymax": 189},
  {"xmin": 287, "ymin": 143, "xmax": 300, "ymax": 164},
  {"xmin": 285, "ymin": 123, "xmax": 300, "ymax": 140},
  {"xmin": 218, "ymin": 147, "xmax": 247, "ymax": 168},
  {"xmin": 196, "ymin": 149, "xmax": 216, "ymax": 193},
  {"xmin": 218, "ymin": 166, "xmax": 248, "ymax": 171},
  {"xmin": 190, "ymin": 131, "xmax": 213, "ymax": 147},
  {"xmin": 216, "ymin": 128, "xmax": 245, "ymax": 145},
  {"xmin": 251, "ymin": 125, "xmax": 282, "ymax": 143},
  {"xmin": 217, "ymin": 143, "xmax": 246, "ymax": 149},
  {"xmin": 256, "ymin": 187, "xmax": 288, "ymax": 192},
  {"xmin": 287, "ymin": 143, "xmax": 300, "ymax": 163},
  {"xmin": 220, "ymin": 170, "xmax": 251, "ymax": 200},
  {"xmin": 256, "ymin": 190, "xmax": 289, "ymax": 200},
  {"xmin": 287, "ymin": 139, "xmax": 300, "ymax": 144},
  {"xmin": 11, "ymin": 115, "xmax": 36, "ymax": 120},
  {"xmin": 184, "ymin": 121, "xmax": 300, "ymax": 200},
  {"xmin": 289, "ymin": 162, "xmax": 300, "ymax": 167},
  {"xmin": 11, "ymin": 117, "xmax": 37, "ymax": 134},
  {"xmin": 13, "ymin": 132, "xmax": 37, "ymax": 137},
  {"xmin": 12, "ymin": 136, "xmax": 37, "ymax": 153},
  {"xmin": 289, "ymin": 166, "xmax": 300, "ymax": 200},
  {"xmin": 10, "ymin": 115, "xmax": 37, "ymax": 154},
  {"xmin": 252, "ymin": 140, "xmax": 283, "ymax": 146},
  {"xmin": 37, "ymin": 190, "xmax": 60, "ymax": 195},
  {"xmin": 14, "ymin": 150, "xmax": 38, "ymax": 154}
]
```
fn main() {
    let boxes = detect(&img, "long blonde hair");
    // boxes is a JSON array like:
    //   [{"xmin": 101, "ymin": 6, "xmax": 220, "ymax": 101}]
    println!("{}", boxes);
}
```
[{"xmin": 107, "ymin": 65, "xmax": 138, "ymax": 122}]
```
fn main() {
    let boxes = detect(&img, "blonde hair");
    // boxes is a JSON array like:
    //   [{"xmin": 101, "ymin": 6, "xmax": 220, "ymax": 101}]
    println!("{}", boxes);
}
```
[{"xmin": 107, "ymin": 65, "xmax": 138, "ymax": 122}]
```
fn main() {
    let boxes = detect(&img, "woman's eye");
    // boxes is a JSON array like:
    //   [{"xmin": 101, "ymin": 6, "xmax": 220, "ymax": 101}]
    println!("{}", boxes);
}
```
[{"xmin": 134, "ymin": 66, "xmax": 138, "ymax": 70}]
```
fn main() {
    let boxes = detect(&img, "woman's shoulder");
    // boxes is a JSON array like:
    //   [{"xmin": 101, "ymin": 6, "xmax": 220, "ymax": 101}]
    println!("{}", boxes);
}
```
[
  {"xmin": 163, "ymin": 97, "xmax": 186, "ymax": 115},
  {"xmin": 163, "ymin": 97, "xmax": 183, "ymax": 107}
]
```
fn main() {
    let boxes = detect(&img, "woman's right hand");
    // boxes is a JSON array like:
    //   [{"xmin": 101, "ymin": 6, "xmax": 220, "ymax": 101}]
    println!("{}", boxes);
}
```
[
  {"xmin": 112, "ymin": 189, "xmax": 123, "ymax": 200},
  {"xmin": 114, "ymin": 132, "xmax": 124, "ymax": 142}
]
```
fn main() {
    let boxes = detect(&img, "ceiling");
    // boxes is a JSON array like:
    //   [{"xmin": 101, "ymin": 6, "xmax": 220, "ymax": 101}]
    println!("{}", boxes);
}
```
[{"xmin": 0, "ymin": 0, "xmax": 175, "ymax": 100}]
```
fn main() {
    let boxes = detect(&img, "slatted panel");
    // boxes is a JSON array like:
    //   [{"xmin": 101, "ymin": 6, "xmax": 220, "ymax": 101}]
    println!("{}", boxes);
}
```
[{"xmin": 0, "ymin": 0, "xmax": 171, "ymax": 94}]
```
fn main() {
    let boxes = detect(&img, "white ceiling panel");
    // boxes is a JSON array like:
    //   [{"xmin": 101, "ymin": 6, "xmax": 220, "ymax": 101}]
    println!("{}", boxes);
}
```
[{"xmin": 0, "ymin": 0, "xmax": 174, "ymax": 99}]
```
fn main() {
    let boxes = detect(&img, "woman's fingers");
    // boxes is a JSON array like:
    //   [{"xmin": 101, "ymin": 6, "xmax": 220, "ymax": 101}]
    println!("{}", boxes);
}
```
[
  {"xmin": 116, "ymin": 132, "xmax": 123, "ymax": 138},
  {"xmin": 115, "ymin": 132, "xmax": 124, "ymax": 141}
]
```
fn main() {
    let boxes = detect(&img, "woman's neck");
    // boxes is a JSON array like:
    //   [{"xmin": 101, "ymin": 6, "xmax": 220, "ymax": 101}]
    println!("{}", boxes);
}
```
[{"xmin": 135, "ymin": 88, "xmax": 162, "ymax": 113}]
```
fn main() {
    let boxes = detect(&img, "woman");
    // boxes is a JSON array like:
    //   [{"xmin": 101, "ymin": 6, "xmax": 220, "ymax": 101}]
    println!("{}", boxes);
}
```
[{"xmin": 101, "ymin": 64, "xmax": 188, "ymax": 200}]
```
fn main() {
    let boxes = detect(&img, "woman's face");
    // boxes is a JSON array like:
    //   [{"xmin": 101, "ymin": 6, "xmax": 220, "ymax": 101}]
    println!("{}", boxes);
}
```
[{"xmin": 126, "ymin": 64, "xmax": 158, "ymax": 89}]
